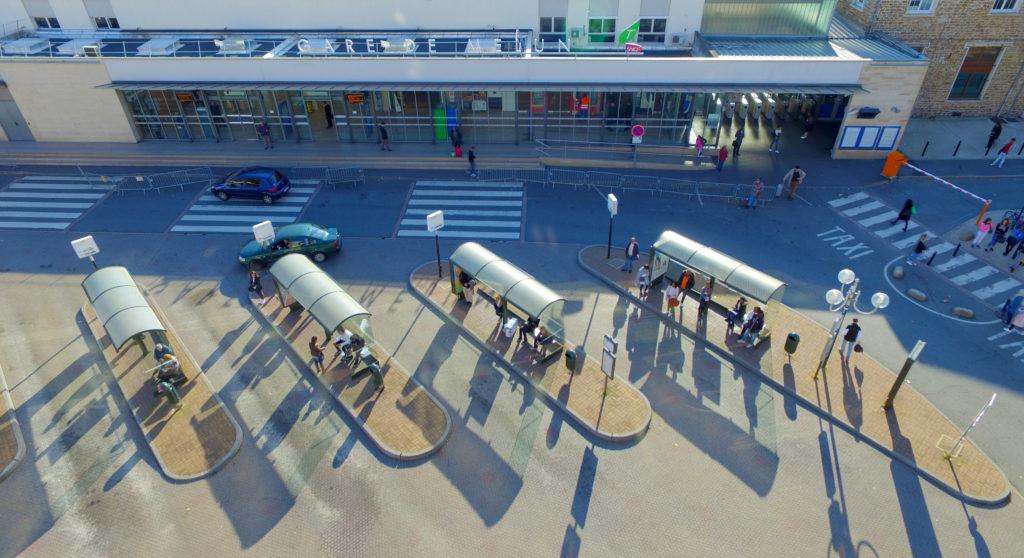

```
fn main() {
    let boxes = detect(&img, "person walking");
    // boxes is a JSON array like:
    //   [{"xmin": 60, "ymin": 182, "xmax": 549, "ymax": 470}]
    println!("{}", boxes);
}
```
[
  {"xmin": 726, "ymin": 297, "xmax": 747, "ymax": 334},
  {"xmin": 324, "ymin": 103, "xmax": 334, "ymax": 128},
  {"xmin": 768, "ymin": 124, "xmax": 782, "ymax": 153},
  {"xmin": 890, "ymin": 199, "xmax": 914, "ymax": 232},
  {"xmin": 378, "ymin": 122, "xmax": 392, "ymax": 151},
  {"xmin": 986, "ymin": 121, "xmax": 1002, "ymax": 151},
  {"xmin": 635, "ymin": 264, "xmax": 651, "ymax": 297},
  {"xmin": 309, "ymin": 336, "xmax": 326, "ymax": 374},
  {"xmin": 467, "ymin": 146, "xmax": 478, "ymax": 177},
  {"xmin": 248, "ymin": 270, "xmax": 266, "ymax": 305},
  {"xmin": 971, "ymin": 217, "xmax": 994, "ymax": 248},
  {"xmin": 906, "ymin": 233, "xmax": 928, "ymax": 266},
  {"xmin": 717, "ymin": 145, "xmax": 728, "ymax": 171},
  {"xmin": 800, "ymin": 112, "xmax": 814, "ymax": 139},
  {"xmin": 665, "ymin": 280, "xmax": 681, "ymax": 320},
  {"xmin": 782, "ymin": 165, "xmax": 805, "ymax": 200},
  {"xmin": 748, "ymin": 178, "xmax": 764, "ymax": 209},
  {"xmin": 839, "ymin": 318, "xmax": 862, "ymax": 360},
  {"xmin": 695, "ymin": 135, "xmax": 705, "ymax": 158},
  {"xmin": 987, "ymin": 218, "xmax": 1011, "ymax": 252},
  {"xmin": 449, "ymin": 126, "xmax": 462, "ymax": 156},
  {"xmin": 991, "ymin": 138, "xmax": 1015, "ymax": 168},
  {"xmin": 257, "ymin": 121, "xmax": 272, "ymax": 149},
  {"xmin": 732, "ymin": 127, "xmax": 744, "ymax": 157},
  {"xmin": 697, "ymin": 282, "xmax": 712, "ymax": 321},
  {"xmin": 621, "ymin": 237, "xmax": 640, "ymax": 272}
]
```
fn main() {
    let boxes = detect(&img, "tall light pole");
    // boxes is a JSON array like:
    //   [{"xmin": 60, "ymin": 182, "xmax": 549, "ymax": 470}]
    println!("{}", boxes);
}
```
[{"xmin": 813, "ymin": 269, "xmax": 889, "ymax": 380}]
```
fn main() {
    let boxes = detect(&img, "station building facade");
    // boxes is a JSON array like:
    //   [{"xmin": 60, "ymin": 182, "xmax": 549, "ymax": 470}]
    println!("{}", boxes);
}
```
[{"xmin": 0, "ymin": 0, "xmax": 928, "ymax": 158}]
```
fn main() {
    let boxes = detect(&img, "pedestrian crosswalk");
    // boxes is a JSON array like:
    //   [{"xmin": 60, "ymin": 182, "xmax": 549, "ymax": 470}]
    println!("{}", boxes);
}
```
[
  {"xmin": 0, "ymin": 175, "xmax": 112, "ymax": 230},
  {"xmin": 829, "ymin": 192, "xmax": 1022, "ymax": 305},
  {"xmin": 169, "ymin": 180, "xmax": 318, "ymax": 234},
  {"xmin": 396, "ymin": 181, "xmax": 523, "ymax": 240}
]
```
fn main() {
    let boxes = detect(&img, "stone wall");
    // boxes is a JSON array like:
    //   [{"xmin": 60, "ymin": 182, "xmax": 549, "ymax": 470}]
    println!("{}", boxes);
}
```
[
  {"xmin": 837, "ymin": 1, "xmax": 1024, "ymax": 119},
  {"xmin": 833, "ymin": 60, "xmax": 928, "ymax": 159}
]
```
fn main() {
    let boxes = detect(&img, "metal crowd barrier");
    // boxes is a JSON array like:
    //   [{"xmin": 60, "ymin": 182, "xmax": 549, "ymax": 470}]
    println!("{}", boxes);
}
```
[{"xmin": 110, "ymin": 167, "xmax": 214, "ymax": 195}]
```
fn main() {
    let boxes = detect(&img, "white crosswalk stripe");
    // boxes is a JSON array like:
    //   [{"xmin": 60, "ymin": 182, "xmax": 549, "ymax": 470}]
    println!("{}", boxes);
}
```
[
  {"xmin": 397, "ymin": 180, "xmax": 523, "ymax": 240},
  {"xmin": 169, "ymin": 179, "xmax": 317, "ymax": 234},
  {"xmin": 829, "ymin": 192, "xmax": 1023, "ymax": 307},
  {"xmin": 0, "ymin": 175, "xmax": 112, "ymax": 230}
]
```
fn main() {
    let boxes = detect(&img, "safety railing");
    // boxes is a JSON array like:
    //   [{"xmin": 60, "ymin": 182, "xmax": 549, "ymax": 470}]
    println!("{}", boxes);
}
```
[{"xmin": 535, "ymin": 138, "xmax": 712, "ymax": 167}]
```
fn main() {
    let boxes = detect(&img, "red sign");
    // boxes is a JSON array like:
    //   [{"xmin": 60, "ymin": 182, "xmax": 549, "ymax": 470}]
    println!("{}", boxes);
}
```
[
  {"xmin": 632, "ymin": 125, "xmax": 645, "ymax": 137},
  {"xmin": 624, "ymin": 43, "xmax": 643, "ymax": 54}
]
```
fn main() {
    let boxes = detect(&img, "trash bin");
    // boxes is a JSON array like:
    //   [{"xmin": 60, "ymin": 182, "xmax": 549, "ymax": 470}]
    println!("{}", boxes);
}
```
[
  {"xmin": 564, "ymin": 350, "xmax": 577, "ymax": 372},
  {"xmin": 367, "ymin": 362, "xmax": 383, "ymax": 389},
  {"xmin": 784, "ymin": 333, "xmax": 800, "ymax": 355}
]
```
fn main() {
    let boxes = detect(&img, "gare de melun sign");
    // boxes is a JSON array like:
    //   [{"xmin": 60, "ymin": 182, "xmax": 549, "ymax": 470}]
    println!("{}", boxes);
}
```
[{"xmin": 299, "ymin": 32, "xmax": 571, "ymax": 55}]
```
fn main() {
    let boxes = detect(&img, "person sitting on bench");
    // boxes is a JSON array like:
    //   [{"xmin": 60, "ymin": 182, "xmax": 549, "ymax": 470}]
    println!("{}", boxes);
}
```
[
  {"xmin": 155, "ymin": 353, "xmax": 186, "ymax": 384},
  {"xmin": 458, "ymin": 270, "xmax": 476, "ymax": 301},
  {"xmin": 518, "ymin": 316, "xmax": 540, "ymax": 349},
  {"xmin": 154, "ymin": 343, "xmax": 173, "ymax": 363},
  {"xmin": 332, "ymin": 328, "xmax": 353, "ymax": 355}
]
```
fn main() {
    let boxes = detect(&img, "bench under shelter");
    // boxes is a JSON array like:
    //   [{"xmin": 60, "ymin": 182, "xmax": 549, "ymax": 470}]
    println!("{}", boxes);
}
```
[{"xmin": 449, "ymin": 242, "xmax": 567, "ymax": 363}]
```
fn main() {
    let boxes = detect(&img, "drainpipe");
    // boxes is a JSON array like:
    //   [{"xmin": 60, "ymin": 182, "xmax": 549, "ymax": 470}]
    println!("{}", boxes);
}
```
[
  {"xmin": 868, "ymin": 0, "xmax": 884, "ymax": 34},
  {"xmin": 997, "ymin": 60, "xmax": 1024, "ymax": 117}
]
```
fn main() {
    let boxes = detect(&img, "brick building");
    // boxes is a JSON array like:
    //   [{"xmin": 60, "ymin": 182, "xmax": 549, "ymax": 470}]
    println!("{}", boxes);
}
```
[{"xmin": 837, "ymin": 0, "xmax": 1024, "ymax": 118}]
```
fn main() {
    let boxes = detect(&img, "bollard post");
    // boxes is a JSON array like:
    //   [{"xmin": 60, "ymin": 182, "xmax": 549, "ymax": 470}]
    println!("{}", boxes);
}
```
[
  {"xmin": 927, "ymin": 252, "xmax": 937, "ymax": 266},
  {"xmin": 1018, "ymin": 142, "xmax": 1024, "ymax": 156},
  {"xmin": 953, "ymin": 140, "xmax": 962, "ymax": 157},
  {"xmin": 952, "ymin": 242, "xmax": 961, "ymax": 258},
  {"xmin": 920, "ymin": 141, "xmax": 929, "ymax": 157}
]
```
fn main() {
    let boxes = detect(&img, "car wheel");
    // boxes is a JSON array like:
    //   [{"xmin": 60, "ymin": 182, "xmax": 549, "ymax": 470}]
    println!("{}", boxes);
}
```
[
  {"xmin": 262, "ymin": 194, "xmax": 274, "ymax": 205},
  {"xmin": 216, "ymin": 191, "xmax": 229, "ymax": 201},
  {"xmin": 312, "ymin": 252, "xmax": 327, "ymax": 263}
]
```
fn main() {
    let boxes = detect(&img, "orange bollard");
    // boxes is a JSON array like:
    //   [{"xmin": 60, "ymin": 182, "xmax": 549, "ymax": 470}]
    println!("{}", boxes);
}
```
[{"xmin": 882, "ymin": 152, "xmax": 906, "ymax": 179}]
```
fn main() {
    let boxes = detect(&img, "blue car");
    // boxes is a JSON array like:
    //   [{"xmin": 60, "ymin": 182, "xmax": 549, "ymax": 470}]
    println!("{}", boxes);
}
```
[{"xmin": 211, "ymin": 167, "xmax": 290, "ymax": 205}]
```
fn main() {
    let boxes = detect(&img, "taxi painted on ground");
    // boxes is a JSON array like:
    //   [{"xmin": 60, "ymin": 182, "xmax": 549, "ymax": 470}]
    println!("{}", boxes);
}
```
[
  {"xmin": 211, "ymin": 167, "xmax": 291, "ymax": 205},
  {"xmin": 238, "ymin": 223, "xmax": 341, "ymax": 269}
]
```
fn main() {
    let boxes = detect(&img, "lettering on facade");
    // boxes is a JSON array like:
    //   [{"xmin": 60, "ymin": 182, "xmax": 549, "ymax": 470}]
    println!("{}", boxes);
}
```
[
  {"xmin": 817, "ymin": 226, "xmax": 874, "ymax": 260},
  {"xmin": 293, "ymin": 31, "xmax": 570, "ymax": 55}
]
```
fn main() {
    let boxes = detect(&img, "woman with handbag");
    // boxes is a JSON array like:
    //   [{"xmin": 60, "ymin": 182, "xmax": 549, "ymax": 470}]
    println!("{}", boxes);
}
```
[
  {"xmin": 971, "ymin": 217, "xmax": 994, "ymax": 248},
  {"xmin": 634, "ymin": 264, "xmax": 651, "ymax": 298},
  {"xmin": 249, "ymin": 271, "xmax": 265, "ymax": 305},
  {"xmin": 986, "ymin": 218, "xmax": 1011, "ymax": 252},
  {"xmin": 664, "ymin": 281, "xmax": 681, "ymax": 320},
  {"xmin": 840, "ymin": 318, "xmax": 862, "ymax": 360},
  {"xmin": 890, "ymin": 199, "xmax": 914, "ymax": 232}
]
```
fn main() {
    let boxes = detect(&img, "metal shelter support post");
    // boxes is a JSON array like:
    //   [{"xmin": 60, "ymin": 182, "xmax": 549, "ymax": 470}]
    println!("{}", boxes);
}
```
[{"xmin": 882, "ymin": 340, "xmax": 925, "ymax": 410}]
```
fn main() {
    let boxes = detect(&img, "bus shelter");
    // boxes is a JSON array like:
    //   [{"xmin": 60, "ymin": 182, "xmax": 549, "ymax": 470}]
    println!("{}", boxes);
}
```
[
  {"xmin": 649, "ymin": 230, "xmax": 786, "ymax": 310},
  {"xmin": 269, "ymin": 253, "xmax": 374, "ymax": 345},
  {"xmin": 82, "ymin": 266, "xmax": 165, "ymax": 351},
  {"xmin": 449, "ymin": 242, "xmax": 566, "ymax": 359}
]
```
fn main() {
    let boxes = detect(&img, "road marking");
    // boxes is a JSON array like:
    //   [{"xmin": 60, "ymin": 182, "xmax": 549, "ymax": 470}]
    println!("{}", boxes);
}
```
[
  {"xmin": 951, "ymin": 266, "xmax": 1000, "ymax": 286},
  {"xmin": 397, "ymin": 229, "xmax": 521, "ymax": 239},
  {"xmin": 400, "ymin": 218, "xmax": 521, "ymax": 228},
  {"xmin": 876, "ymin": 223, "xmax": 920, "ymax": 238},
  {"xmin": 972, "ymin": 278, "xmax": 1023, "ymax": 300},
  {"xmin": 892, "ymin": 233, "xmax": 935, "ymax": 249},
  {"xmin": 840, "ymin": 200, "xmax": 883, "ymax": 216},
  {"xmin": 415, "ymin": 181, "xmax": 526, "ymax": 188},
  {"xmin": 933, "ymin": 253, "xmax": 977, "ymax": 272},
  {"xmin": 407, "ymin": 199, "xmax": 522, "ymax": 207},
  {"xmin": 405, "ymin": 208, "xmax": 522, "ymax": 217},
  {"xmin": 195, "ymin": 195, "xmax": 310, "ymax": 204},
  {"xmin": 0, "ymin": 221, "xmax": 70, "ymax": 229},
  {"xmin": 8, "ymin": 183, "xmax": 112, "ymax": 190},
  {"xmin": 0, "ymin": 192, "xmax": 105, "ymax": 199},
  {"xmin": 188, "ymin": 204, "xmax": 302, "ymax": 213},
  {"xmin": 826, "ymin": 192, "xmax": 869, "ymax": 207},
  {"xmin": 179, "ymin": 214, "xmax": 305, "ymax": 223},
  {"xmin": 857, "ymin": 211, "xmax": 897, "ymax": 227},
  {"xmin": 412, "ymin": 190, "xmax": 523, "ymax": 198},
  {"xmin": 0, "ymin": 201, "xmax": 94, "ymax": 209},
  {"xmin": 170, "ymin": 225, "xmax": 262, "ymax": 233},
  {"xmin": 0, "ymin": 211, "xmax": 81, "ymax": 218}
]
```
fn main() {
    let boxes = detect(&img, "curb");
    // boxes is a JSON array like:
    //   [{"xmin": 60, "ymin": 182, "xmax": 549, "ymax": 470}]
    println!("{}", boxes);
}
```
[
  {"xmin": 408, "ymin": 261, "xmax": 652, "ymax": 443},
  {"xmin": 576, "ymin": 244, "xmax": 1011, "ymax": 506},
  {"xmin": 251, "ymin": 297, "xmax": 452, "ymax": 461},
  {"xmin": 148, "ymin": 293, "xmax": 244, "ymax": 481},
  {"xmin": 0, "ymin": 360, "xmax": 26, "ymax": 483}
]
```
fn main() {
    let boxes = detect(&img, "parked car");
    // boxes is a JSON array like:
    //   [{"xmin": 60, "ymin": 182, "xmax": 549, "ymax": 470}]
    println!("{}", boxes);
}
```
[
  {"xmin": 211, "ymin": 167, "xmax": 290, "ymax": 205},
  {"xmin": 238, "ymin": 223, "xmax": 341, "ymax": 269}
]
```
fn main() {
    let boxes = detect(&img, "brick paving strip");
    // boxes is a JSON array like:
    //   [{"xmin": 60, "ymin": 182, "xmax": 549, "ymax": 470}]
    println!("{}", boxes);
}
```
[
  {"xmin": 0, "ymin": 360, "xmax": 26, "ymax": 482},
  {"xmin": 81, "ymin": 297, "xmax": 243, "ymax": 481},
  {"xmin": 410, "ymin": 263, "xmax": 651, "ymax": 441},
  {"xmin": 579, "ymin": 245, "xmax": 1010, "ymax": 504},
  {"xmin": 252, "ymin": 281, "xmax": 450, "ymax": 460}
]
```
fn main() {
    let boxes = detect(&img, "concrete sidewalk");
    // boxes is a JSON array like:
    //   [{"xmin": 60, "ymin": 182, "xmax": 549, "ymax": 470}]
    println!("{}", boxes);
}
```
[
  {"xmin": 0, "ymin": 360, "xmax": 25, "ymax": 482},
  {"xmin": 410, "ymin": 262, "xmax": 651, "ymax": 441},
  {"xmin": 81, "ymin": 297, "xmax": 242, "ymax": 481},
  {"xmin": 579, "ymin": 245, "xmax": 1010, "ymax": 504},
  {"xmin": 251, "ymin": 280, "xmax": 451, "ymax": 460}
]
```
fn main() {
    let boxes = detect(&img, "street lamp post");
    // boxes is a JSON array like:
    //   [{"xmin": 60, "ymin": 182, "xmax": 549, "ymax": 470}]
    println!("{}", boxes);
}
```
[{"xmin": 813, "ymin": 269, "xmax": 889, "ymax": 380}]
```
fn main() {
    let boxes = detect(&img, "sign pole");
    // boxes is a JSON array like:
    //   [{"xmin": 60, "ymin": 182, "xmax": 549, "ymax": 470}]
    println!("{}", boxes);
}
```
[
  {"xmin": 606, "ymin": 194, "xmax": 618, "ymax": 259},
  {"xmin": 435, "ymin": 230, "xmax": 442, "ymax": 278},
  {"xmin": 426, "ymin": 210, "xmax": 445, "ymax": 278}
]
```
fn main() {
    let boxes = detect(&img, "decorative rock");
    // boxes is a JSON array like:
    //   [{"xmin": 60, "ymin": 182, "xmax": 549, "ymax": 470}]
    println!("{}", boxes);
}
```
[
  {"xmin": 960, "ymin": 233, "xmax": 976, "ymax": 242},
  {"xmin": 952, "ymin": 307, "xmax": 975, "ymax": 319},
  {"xmin": 892, "ymin": 266, "xmax": 905, "ymax": 279},
  {"xmin": 908, "ymin": 288, "xmax": 928, "ymax": 302}
]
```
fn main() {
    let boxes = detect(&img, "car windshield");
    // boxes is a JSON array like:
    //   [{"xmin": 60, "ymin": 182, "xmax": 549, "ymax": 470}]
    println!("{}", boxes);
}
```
[
  {"xmin": 308, "ymin": 224, "xmax": 330, "ymax": 240},
  {"xmin": 222, "ymin": 170, "xmax": 241, "ymax": 182},
  {"xmin": 270, "ymin": 171, "xmax": 285, "ymax": 183}
]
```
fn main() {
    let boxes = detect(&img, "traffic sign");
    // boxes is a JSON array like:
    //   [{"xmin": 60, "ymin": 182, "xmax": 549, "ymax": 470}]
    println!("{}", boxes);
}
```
[
  {"xmin": 71, "ymin": 235, "xmax": 99, "ymax": 258},
  {"xmin": 252, "ymin": 220, "xmax": 275, "ymax": 244},
  {"xmin": 631, "ymin": 125, "xmax": 645, "ymax": 137},
  {"xmin": 427, "ymin": 210, "xmax": 445, "ymax": 232}
]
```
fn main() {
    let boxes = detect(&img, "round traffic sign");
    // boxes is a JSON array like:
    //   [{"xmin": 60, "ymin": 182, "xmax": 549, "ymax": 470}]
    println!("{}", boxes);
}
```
[{"xmin": 632, "ymin": 125, "xmax": 645, "ymax": 137}]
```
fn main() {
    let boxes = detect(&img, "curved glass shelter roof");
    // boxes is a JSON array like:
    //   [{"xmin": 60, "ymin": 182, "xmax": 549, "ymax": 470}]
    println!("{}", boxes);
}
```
[
  {"xmin": 450, "ymin": 242, "xmax": 566, "ymax": 321},
  {"xmin": 81, "ymin": 266, "xmax": 164, "ymax": 351},
  {"xmin": 652, "ymin": 230, "xmax": 786, "ymax": 303},
  {"xmin": 269, "ymin": 254, "xmax": 369, "ymax": 334}
]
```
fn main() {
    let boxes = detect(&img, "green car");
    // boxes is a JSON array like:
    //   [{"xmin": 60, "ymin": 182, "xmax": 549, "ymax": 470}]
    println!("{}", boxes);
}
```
[{"xmin": 238, "ymin": 223, "xmax": 341, "ymax": 269}]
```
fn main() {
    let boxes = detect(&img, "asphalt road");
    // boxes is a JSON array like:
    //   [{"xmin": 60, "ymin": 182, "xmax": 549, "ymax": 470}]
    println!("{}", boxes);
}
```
[{"xmin": 0, "ymin": 164, "xmax": 1022, "ymax": 556}]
